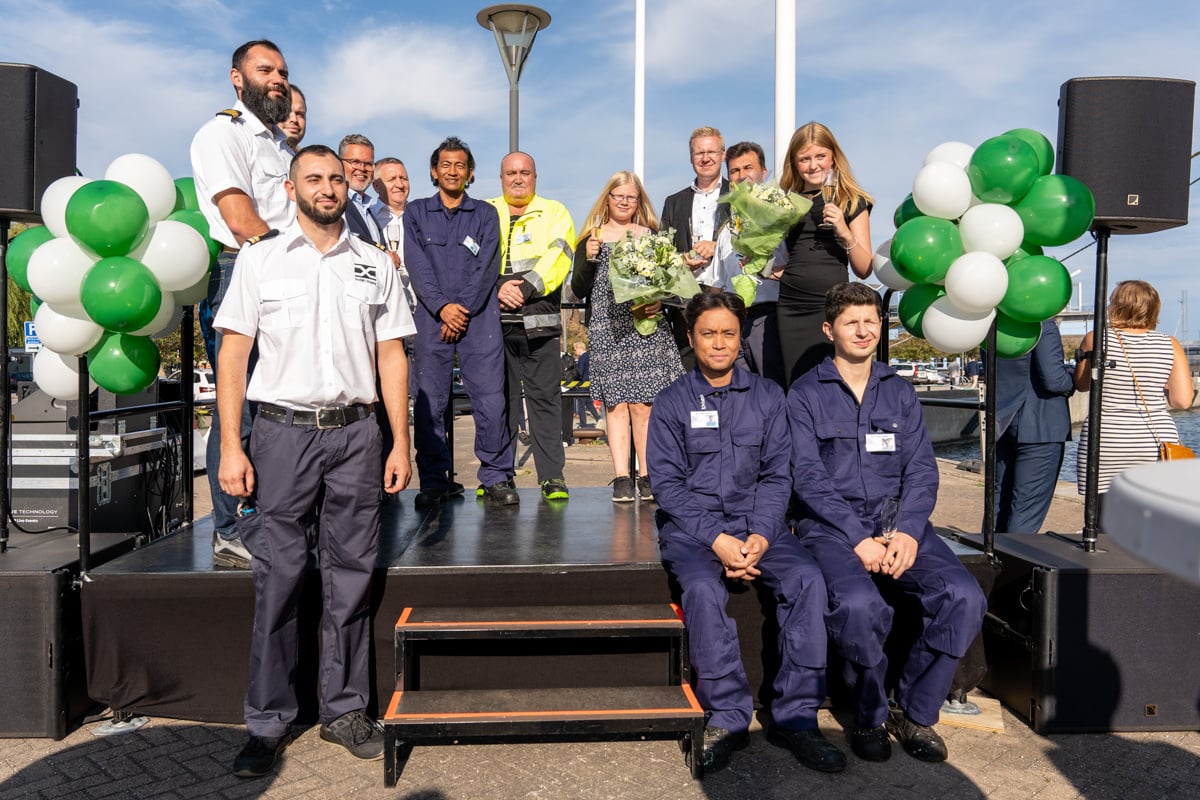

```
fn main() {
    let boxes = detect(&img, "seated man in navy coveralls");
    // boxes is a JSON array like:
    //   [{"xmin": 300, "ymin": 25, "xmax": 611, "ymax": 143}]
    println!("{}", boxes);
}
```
[
  {"xmin": 648, "ymin": 292, "xmax": 845, "ymax": 774},
  {"xmin": 788, "ymin": 282, "xmax": 986, "ymax": 763}
]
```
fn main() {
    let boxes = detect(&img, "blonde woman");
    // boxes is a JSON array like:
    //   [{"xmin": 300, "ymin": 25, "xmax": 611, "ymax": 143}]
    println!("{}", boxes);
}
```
[{"xmin": 571, "ymin": 171, "xmax": 684, "ymax": 502}]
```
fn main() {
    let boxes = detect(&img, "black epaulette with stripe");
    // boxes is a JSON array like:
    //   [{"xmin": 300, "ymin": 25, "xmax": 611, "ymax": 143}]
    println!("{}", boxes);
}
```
[
  {"xmin": 354, "ymin": 233, "xmax": 387, "ymax": 251},
  {"xmin": 217, "ymin": 108, "xmax": 241, "ymax": 118},
  {"xmin": 246, "ymin": 230, "xmax": 280, "ymax": 245}
]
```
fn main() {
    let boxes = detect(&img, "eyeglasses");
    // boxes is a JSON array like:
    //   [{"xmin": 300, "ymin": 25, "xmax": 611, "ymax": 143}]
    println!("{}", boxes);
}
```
[
  {"xmin": 342, "ymin": 159, "xmax": 373, "ymax": 170},
  {"xmin": 690, "ymin": 150, "xmax": 724, "ymax": 160},
  {"xmin": 609, "ymin": 192, "xmax": 639, "ymax": 204}
]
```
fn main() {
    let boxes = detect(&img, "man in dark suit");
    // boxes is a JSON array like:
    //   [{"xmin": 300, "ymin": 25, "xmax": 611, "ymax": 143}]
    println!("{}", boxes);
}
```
[
  {"xmin": 991, "ymin": 319, "xmax": 1075, "ymax": 533},
  {"xmin": 659, "ymin": 126, "xmax": 731, "ymax": 367},
  {"xmin": 338, "ymin": 134, "xmax": 385, "ymax": 245}
]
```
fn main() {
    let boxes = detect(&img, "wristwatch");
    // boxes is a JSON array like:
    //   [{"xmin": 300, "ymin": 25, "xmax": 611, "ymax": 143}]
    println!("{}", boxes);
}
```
[{"xmin": 1074, "ymin": 348, "xmax": 1089, "ymax": 362}]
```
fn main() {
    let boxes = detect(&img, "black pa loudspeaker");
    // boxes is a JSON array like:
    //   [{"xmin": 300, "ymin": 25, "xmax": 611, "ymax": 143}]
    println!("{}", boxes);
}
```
[
  {"xmin": 1056, "ymin": 76, "xmax": 1194, "ymax": 235},
  {"xmin": 0, "ymin": 63, "xmax": 78, "ymax": 222}
]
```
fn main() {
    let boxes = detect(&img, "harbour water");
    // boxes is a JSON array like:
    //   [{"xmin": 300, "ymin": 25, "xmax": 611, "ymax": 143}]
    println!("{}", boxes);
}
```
[{"xmin": 934, "ymin": 406, "xmax": 1200, "ymax": 483}]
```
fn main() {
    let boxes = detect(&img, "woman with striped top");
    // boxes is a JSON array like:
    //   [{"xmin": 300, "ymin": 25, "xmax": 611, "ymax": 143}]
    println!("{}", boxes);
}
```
[{"xmin": 1073, "ymin": 280, "xmax": 1195, "ymax": 496}]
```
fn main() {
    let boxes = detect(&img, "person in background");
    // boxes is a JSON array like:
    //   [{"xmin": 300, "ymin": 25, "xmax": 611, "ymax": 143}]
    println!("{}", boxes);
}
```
[
  {"xmin": 775, "ymin": 122, "xmax": 873, "ymax": 386},
  {"xmin": 572, "ymin": 340, "xmax": 601, "ymax": 427},
  {"xmin": 571, "ymin": 171, "xmax": 683, "ymax": 503},
  {"xmin": 991, "ymin": 320, "xmax": 1074, "ymax": 533},
  {"xmin": 789, "ymin": 282, "xmax": 985, "ymax": 765},
  {"xmin": 649, "ymin": 291, "xmax": 845, "ymax": 775},
  {"xmin": 338, "ymin": 134, "xmax": 385, "ymax": 246},
  {"xmin": 280, "ymin": 84, "xmax": 306, "ymax": 150},
  {"xmin": 1074, "ymin": 280, "xmax": 1194, "ymax": 504}
]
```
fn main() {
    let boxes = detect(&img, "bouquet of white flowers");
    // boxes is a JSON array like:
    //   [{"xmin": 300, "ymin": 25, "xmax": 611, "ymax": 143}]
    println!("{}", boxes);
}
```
[
  {"xmin": 609, "ymin": 228, "xmax": 702, "ymax": 335},
  {"xmin": 722, "ymin": 180, "xmax": 812, "ymax": 304}
]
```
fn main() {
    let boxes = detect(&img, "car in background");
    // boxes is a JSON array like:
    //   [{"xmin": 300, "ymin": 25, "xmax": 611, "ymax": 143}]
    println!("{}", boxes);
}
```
[
  {"xmin": 890, "ymin": 362, "xmax": 946, "ymax": 385},
  {"xmin": 167, "ymin": 368, "xmax": 216, "ymax": 403}
]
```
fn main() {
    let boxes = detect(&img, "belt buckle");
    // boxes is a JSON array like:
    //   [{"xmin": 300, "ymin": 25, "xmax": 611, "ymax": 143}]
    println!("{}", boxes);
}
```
[{"xmin": 315, "ymin": 407, "xmax": 346, "ymax": 429}]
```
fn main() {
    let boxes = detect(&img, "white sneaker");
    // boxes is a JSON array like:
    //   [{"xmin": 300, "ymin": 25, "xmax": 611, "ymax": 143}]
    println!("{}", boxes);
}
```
[{"xmin": 213, "ymin": 534, "xmax": 252, "ymax": 568}]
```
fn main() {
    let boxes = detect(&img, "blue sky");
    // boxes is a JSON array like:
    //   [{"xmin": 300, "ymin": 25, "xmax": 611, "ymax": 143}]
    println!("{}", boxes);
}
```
[{"xmin": 4, "ymin": 0, "xmax": 1198, "ymax": 338}]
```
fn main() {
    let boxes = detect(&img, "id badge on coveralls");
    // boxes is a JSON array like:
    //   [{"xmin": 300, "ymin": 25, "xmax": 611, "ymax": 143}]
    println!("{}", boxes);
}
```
[
  {"xmin": 865, "ymin": 433, "xmax": 896, "ymax": 452},
  {"xmin": 691, "ymin": 394, "xmax": 718, "ymax": 428}
]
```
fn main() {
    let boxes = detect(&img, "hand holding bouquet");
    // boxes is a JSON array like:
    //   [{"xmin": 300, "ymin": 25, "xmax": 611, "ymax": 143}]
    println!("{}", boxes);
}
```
[
  {"xmin": 722, "ymin": 180, "xmax": 812, "ymax": 304},
  {"xmin": 609, "ymin": 228, "xmax": 702, "ymax": 335}
]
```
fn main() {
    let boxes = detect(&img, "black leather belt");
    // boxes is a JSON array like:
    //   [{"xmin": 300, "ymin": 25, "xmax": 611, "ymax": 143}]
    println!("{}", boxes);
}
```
[{"xmin": 257, "ymin": 403, "xmax": 373, "ymax": 429}]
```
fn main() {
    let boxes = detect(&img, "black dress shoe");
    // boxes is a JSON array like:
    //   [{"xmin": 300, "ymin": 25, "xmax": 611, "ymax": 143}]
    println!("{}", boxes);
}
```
[
  {"xmin": 765, "ymin": 726, "xmax": 846, "ymax": 773},
  {"xmin": 849, "ymin": 724, "xmax": 892, "ymax": 762},
  {"xmin": 480, "ymin": 481, "xmax": 519, "ymax": 505},
  {"xmin": 886, "ymin": 708, "xmax": 948, "ymax": 762},
  {"xmin": 682, "ymin": 726, "xmax": 750, "ymax": 772},
  {"xmin": 232, "ymin": 732, "xmax": 293, "ymax": 778}
]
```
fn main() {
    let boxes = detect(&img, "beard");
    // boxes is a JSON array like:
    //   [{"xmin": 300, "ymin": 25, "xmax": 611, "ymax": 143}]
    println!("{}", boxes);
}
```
[
  {"xmin": 241, "ymin": 77, "xmax": 291, "ymax": 124},
  {"xmin": 296, "ymin": 192, "xmax": 347, "ymax": 226}
]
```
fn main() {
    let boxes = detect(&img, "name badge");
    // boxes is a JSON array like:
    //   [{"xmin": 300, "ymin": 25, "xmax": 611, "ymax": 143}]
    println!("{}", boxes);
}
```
[
  {"xmin": 513, "ymin": 232, "xmax": 532, "ymax": 245},
  {"xmin": 690, "ymin": 410, "xmax": 719, "ymax": 429},
  {"xmin": 865, "ymin": 433, "xmax": 896, "ymax": 452},
  {"xmin": 463, "ymin": 236, "xmax": 480, "ymax": 256}
]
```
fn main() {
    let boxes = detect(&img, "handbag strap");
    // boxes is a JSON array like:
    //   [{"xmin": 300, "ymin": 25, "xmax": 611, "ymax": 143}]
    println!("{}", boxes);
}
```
[{"xmin": 1111, "ymin": 328, "xmax": 1164, "ymax": 447}]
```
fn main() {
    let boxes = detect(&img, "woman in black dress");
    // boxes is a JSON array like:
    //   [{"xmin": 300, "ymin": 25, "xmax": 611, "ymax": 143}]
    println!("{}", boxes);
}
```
[{"xmin": 775, "ymin": 122, "xmax": 874, "ymax": 385}]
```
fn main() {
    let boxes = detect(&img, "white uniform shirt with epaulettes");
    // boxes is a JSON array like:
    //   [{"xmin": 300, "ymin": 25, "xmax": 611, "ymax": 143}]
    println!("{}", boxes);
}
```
[
  {"xmin": 213, "ymin": 221, "xmax": 416, "ymax": 410},
  {"xmin": 189, "ymin": 99, "xmax": 295, "ymax": 250}
]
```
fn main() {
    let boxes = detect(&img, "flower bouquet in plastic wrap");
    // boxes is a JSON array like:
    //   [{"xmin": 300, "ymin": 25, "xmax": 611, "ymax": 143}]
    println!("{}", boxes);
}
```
[
  {"xmin": 609, "ymin": 228, "xmax": 702, "ymax": 335},
  {"xmin": 723, "ymin": 180, "xmax": 811, "ymax": 304}
]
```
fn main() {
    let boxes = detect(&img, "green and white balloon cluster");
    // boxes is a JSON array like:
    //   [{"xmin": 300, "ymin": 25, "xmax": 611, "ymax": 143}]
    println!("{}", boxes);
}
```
[
  {"xmin": 873, "ymin": 129, "xmax": 1096, "ymax": 358},
  {"xmin": 5, "ymin": 155, "xmax": 218, "ymax": 400}
]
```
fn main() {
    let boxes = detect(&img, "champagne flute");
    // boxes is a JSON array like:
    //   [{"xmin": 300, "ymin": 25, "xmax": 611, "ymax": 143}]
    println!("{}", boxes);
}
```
[
  {"xmin": 877, "ymin": 496, "xmax": 900, "ymax": 542},
  {"xmin": 818, "ymin": 168, "xmax": 838, "ymax": 230}
]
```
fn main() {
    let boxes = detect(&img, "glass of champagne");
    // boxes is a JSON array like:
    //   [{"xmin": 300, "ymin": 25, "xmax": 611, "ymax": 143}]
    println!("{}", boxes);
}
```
[
  {"xmin": 877, "ymin": 496, "xmax": 900, "ymax": 542},
  {"xmin": 818, "ymin": 168, "xmax": 838, "ymax": 230}
]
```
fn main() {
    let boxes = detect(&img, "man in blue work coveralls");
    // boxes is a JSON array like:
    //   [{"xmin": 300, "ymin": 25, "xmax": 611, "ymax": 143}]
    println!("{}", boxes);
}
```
[
  {"xmin": 788, "ymin": 282, "xmax": 986, "ymax": 764},
  {"xmin": 648, "ymin": 292, "xmax": 845, "ymax": 775},
  {"xmin": 405, "ymin": 136, "xmax": 517, "ymax": 506}
]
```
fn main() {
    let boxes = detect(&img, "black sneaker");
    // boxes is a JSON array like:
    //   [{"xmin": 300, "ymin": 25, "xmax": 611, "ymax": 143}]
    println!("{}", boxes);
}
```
[
  {"xmin": 765, "ymin": 725, "xmax": 846, "ymax": 773},
  {"xmin": 681, "ymin": 726, "xmax": 749, "ymax": 772},
  {"xmin": 481, "ymin": 481, "xmax": 520, "ymax": 505},
  {"xmin": 232, "ymin": 732, "xmax": 293, "ymax": 778},
  {"xmin": 540, "ymin": 478, "xmax": 569, "ymax": 501},
  {"xmin": 414, "ymin": 482, "xmax": 464, "ymax": 509},
  {"xmin": 849, "ymin": 724, "xmax": 892, "ymax": 762},
  {"xmin": 636, "ymin": 475, "xmax": 654, "ymax": 502},
  {"xmin": 885, "ymin": 707, "xmax": 947, "ymax": 763},
  {"xmin": 319, "ymin": 709, "xmax": 384, "ymax": 760},
  {"xmin": 610, "ymin": 476, "xmax": 635, "ymax": 503}
]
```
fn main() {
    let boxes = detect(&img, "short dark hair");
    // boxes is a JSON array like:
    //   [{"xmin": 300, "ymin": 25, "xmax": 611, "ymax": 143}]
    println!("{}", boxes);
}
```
[
  {"xmin": 289, "ymin": 84, "xmax": 305, "ymax": 103},
  {"xmin": 726, "ymin": 141, "xmax": 766, "ymax": 169},
  {"xmin": 429, "ymin": 136, "xmax": 475, "ymax": 185},
  {"xmin": 685, "ymin": 291, "xmax": 747, "ymax": 331},
  {"xmin": 825, "ymin": 282, "xmax": 882, "ymax": 324},
  {"xmin": 289, "ymin": 144, "xmax": 340, "ymax": 182},
  {"xmin": 232, "ymin": 40, "xmax": 282, "ymax": 71}
]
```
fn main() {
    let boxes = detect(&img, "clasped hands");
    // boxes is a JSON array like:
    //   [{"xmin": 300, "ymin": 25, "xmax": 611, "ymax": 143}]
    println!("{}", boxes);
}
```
[
  {"xmin": 712, "ymin": 532, "xmax": 769, "ymax": 582},
  {"xmin": 439, "ymin": 302, "xmax": 470, "ymax": 343},
  {"xmin": 854, "ymin": 532, "xmax": 918, "ymax": 579}
]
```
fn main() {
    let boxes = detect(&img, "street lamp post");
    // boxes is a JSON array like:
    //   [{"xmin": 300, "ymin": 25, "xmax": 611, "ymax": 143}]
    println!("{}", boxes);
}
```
[{"xmin": 477, "ymin": 4, "xmax": 551, "ymax": 152}]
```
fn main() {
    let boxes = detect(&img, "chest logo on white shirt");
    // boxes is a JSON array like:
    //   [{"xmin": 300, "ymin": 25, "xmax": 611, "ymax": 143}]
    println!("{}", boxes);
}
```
[{"xmin": 353, "ymin": 263, "xmax": 377, "ymax": 284}]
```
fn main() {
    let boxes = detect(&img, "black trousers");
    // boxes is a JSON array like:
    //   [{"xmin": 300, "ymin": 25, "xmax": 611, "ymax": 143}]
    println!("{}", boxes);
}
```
[{"xmin": 503, "ymin": 327, "xmax": 566, "ymax": 483}]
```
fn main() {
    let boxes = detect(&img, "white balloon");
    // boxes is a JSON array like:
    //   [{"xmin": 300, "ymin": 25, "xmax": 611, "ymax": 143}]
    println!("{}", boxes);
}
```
[
  {"xmin": 150, "ymin": 301, "xmax": 187, "ymax": 339},
  {"xmin": 923, "ymin": 141, "xmax": 975, "ymax": 170},
  {"xmin": 105, "ymin": 154, "xmax": 176, "ymax": 223},
  {"xmin": 33, "ymin": 347, "xmax": 97, "ymax": 401},
  {"xmin": 26, "ymin": 236, "xmax": 97, "ymax": 312},
  {"xmin": 944, "ymin": 252, "xmax": 1009, "ymax": 314},
  {"xmin": 872, "ymin": 239, "xmax": 913, "ymax": 291},
  {"xmin": 174, "ymin": 271, "xmax": 211, "ymax": 305},
  {"xmin": 40, "ymin": 176, "xmax": 93, "ymax": 238},
  {"xmin": 922, "ymin": 297, "xmax": 996, "ymax": 354},
  {"xmin": 130, "ymin": 291, "xmax": 177, "ymax": 337},
  {"xmin": 131, "ymin": 221, "xmax": 211, "ymax": 290},
  {"xmin": 958, "ymin": 203, "xmax": 1025, "ymax": 259},
  {"xmin": 912, "ymin": 162, "xmax": 973, "ymax": 220},
  {"xmin": 33, "ymin": 304, "xmax": 104, "ymax": 355}
]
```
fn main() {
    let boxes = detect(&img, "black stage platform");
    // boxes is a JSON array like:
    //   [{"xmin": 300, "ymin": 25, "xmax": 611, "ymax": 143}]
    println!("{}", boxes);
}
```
[{"xmin": 81, "ymin": 489, "xmax": 759, "ymax": 726}]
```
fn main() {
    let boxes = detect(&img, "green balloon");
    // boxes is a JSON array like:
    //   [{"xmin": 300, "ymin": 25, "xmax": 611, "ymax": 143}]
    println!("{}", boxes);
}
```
[
  {"xmin": 1003, "ymin": 128, "xmax": 1055, "ymax": 177},
  {"xmin": 5, "ymin": 225, "xmax": 55, "ymax": 293},
  {"xmin": 88, "ymin": 331, "xmax": 161, "ymax": 395},
  {"xmin": 167, "ymin": 209, "xmax": 221, "ymax": 262},
  {"xmin": 1013, "ymin": 174, "xmax": 1096, "ymax": 247},
  {"xmin": 998, "ymin": 255, "xmax": 1072, "ymax": 322},
  {"xmin": 967, "ymin": 135, "xmax": 1041, "ymax": 204},
  {"xmin": 890, "ymin": 217, "xmax": 962, "ymax": 284},
  {"xmin": 30, "ymin": 296, "xmax": 42, "ymax": 317},
  {"xmin": 173, "ymin": 177, "xmax": 200, "ymax": 212},
  {"xmin": 897, "ymin": 283, "xmax": 946, "ymax": 339},
  {"xmin": 1004, "ymin": 242, "xmax": 1044, "ymax": 266},
  {"xmin": 65, "ymin": 180, "xmax": 150, "ymax": 258},
  {"xmin": 81, "ymin": 256, "xmax": 163, "ymax": 332},
  {"xmin": 893, "ymin": 193, "xmax": 924, "ymax": 229},
  {"xmin": 994, "ymin": 313, "xmax": 1043, "ymax": 358}
]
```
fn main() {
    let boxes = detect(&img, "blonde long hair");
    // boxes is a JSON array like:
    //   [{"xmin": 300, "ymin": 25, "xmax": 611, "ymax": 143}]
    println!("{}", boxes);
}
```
[
  {"xmin": 578, "ymin": 171, "xmax": 660, "ymax": 235},
  {"xmin": 779, "ymin": 122, "xmax": 873, "ymax": 215}
]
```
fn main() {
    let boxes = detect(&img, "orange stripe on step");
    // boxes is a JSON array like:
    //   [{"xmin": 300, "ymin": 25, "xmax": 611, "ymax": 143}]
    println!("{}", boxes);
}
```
[
  {"xmin": 396, "ymin": 608, "xmax": 413, "ymax": 626},
  {"xmin": 386, "ymin": 705, "xmax": 702, "ymax": 721},
  {"xmin": 386, "ymin": 691, "xmax": 404, "ymax": 716},
  {"xmin": 397, "ymin": 618, "xmax": 680, "ymax": 628},
  {"xmin": 680, "ymin": 683, "xmax": 704, "ymax": 712}
]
